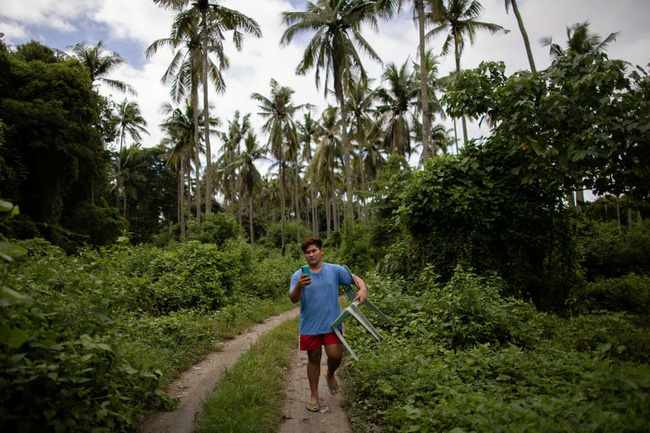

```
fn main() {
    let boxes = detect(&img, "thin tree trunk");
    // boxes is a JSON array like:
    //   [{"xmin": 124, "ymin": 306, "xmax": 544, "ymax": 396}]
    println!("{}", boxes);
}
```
[
  {"xmin": 202, "ymin": 15, "xmax": 213, "ymax": 215},
  {"xmin": 336, "ymin": 84, "xmax": 353, "ymax": 218},
  {"xmin": 192, "ymin": 80, "xmax": 202, "ymax": 224},
  {"xmin": 454, "ymin": 31, "xmax": 468, "ymax": 145},
  {"xmin": 249, "ymin": 193, "xmax": 255, "ymax": 247},
  {"xmin": 416, "ymin": 0, "xmax": 432, "ymax": 161},
  {"xmin": 295, "ymin": 166, "xmax": 301, "ymax": 243},
  {"xmin": 280, "ymin": 161, "xmax": 286, "ymax": 256},
  {"xmin": 326, "ymin": 194, "xmax": 331, "ymax": 237},
  {"xmin": 511, "ymin": 0, "xmax": 537, "ymax": 74},
  {"xmin": 628, "ymin": 208, "xmax": 633, "ymax": 227}
]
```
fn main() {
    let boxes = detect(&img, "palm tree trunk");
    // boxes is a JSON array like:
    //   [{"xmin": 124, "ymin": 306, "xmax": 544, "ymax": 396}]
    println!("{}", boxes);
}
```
[
  {"xmin": 416, "ymin": 0, "xmax": 432, "ymax": 161},
  {"xmin": 249, "ymin": 193, "xmax": 255, "ymax": 247},
  {"xmin": 336, "ymin": 83, "xmax": 353, "ymax": 219},
  {"xmin": 192, "ymin": 79, "xmax": 202, "ymax": 224},
  {"xmin": 511, "ymin": 0, "xmax": 537, "ymax": 73},
  {"xmin": 454, "ymin": 31, "xmax": 468, "ymax": 145},
  {"xmin": 201, "ymin": 11, "xmax": 213, "ymax": 216},
  {"xmin": 178, "ymin": 159, "xmax": 185, "ymax": 240},
  {"xmin": 326, "ymin": 194, "xmax": 331, "ymax": 237},
  {"xmin": 280, "ymin": 161, "xmax": 286, "ymax": 256},
  {"xmin": 295, "ymin": 166, "xmax": 301, "ymax": 243}
]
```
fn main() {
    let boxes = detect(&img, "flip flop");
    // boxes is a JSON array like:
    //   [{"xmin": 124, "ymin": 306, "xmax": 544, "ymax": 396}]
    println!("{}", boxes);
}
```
[
  {"xmin": 306, "ymin": 401, "xmax": 320, "ymax": 412},
  {"xmin": 324, "ymin": 372, "xmax": 340, "ymax": 395}
]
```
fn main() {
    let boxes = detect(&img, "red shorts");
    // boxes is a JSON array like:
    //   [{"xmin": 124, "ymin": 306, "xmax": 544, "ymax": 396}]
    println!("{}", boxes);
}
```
[{"xmin": 299, "ymin": 332, "xmax": 343, "ymax": 351}]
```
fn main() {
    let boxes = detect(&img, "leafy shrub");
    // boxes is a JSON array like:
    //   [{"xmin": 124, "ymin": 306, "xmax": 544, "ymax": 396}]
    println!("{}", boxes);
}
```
[
  {"xmin": 241, "ymin": 248, "xmax": 301, "ymax": 299},
  {"xmin": 61, "ymin": 201, "xmax": 128, "ymax": 247},
  {"xmin": 257, "ymin": 220, "xmax": 311, "ymax": 250},
  {"xmin": 1, "ymin": 244, "xmax": 175, "ymax": 432},
  {"xmin": 144, "ymin": 240, "xmax": 251, "ymax": 314},
  {"xmin": 573, "ymin": 273, "xmax": 650, "ymax": 316},
  {"xmin": 343, "ymin": 269, "xmax": 650, "ymax": 432},
  {"xmin": 187, "ymin": 212, "xmax": 243, "ymax": 245},
  {"xmin": 568, "ymin": 312, "xmax": 650, "ymax": 363},
  {"xmin": 579, "ymin": 220, "xmax": 650, "ymax": 279}
]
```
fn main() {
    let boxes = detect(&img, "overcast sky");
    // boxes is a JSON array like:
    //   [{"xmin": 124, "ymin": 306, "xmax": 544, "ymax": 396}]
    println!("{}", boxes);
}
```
[{"xmin": 2, "ymin": 0, "xmax": 649, "ymax": 166}]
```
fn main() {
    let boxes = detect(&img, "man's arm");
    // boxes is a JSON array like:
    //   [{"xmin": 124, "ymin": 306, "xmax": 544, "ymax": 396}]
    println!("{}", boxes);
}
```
[
  {"xmin": 289, "ymin": 273, "xmax": 311, "ymax": 303},
  {"xmin": 352, "ymin": 275, "xmax": 368, "ymax": 304}
]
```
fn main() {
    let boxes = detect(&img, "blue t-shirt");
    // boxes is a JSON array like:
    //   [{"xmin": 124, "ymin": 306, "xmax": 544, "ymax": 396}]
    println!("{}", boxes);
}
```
[{"xmin": 290, "ymin": 262, "xmax": 354, "ymax": 335}]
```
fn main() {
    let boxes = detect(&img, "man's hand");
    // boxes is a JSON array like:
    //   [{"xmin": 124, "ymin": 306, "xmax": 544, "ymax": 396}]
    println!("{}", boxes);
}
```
[
  {"xmin": 353, "ymin": 287, "xmax": 367, "ymax": 304},
  {"xmin": 296, "ymin": 273, "xmax": 312, "ymax": 289}
]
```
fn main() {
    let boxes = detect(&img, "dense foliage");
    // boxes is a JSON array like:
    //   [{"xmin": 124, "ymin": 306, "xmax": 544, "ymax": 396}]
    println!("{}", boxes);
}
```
[
  {"xmin": 343, "ymin": 269, "xmax": 650, "ymax": 432},
  {"xmin": 0, "ymin": 43, "xmax": 123, "ymax": 250},
  {"xmin": 0, "ymin": 217, "xmax": 300, "ymax": 432}
]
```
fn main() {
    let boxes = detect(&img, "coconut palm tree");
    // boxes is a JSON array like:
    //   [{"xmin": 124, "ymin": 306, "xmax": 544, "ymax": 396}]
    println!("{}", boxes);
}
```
[
  {"xmin": 427, "ymin": 0, "xmax": 507, "ymax": 145},
  {"xmin": 375, "ymin": 61, "xmax": 419, "ymax": 157},
  {"xmin": 251, "ymin": 79, "xmax": 307, "ymax": 255},
  {"xmin": 216, "ymin": 111, "xmax": 251, "ymax": 218},
  {"xmin": 160, "ymin": 102, "xmax": 196, "ymax": 239},
  {"xmin": 237, "ymin": 132, "xmax": 266, "ymax": 246},
  {"xmin": 153, "ymin": 0, "xmax": 261, "ymax": 216},
  {"xmin": 542, "ymin": 21, "xmax": 619, "ymax": 58},
  {"xmin": 374, "ymin": 0, "xmax": 443, "ymax": 160},
  {"xmin": 312, "ymin": 105, "xmax": 344, "ymax": 235},
  {"xmin": 147, "ymin": 12, "xmax": 205, "ymax": 221},
  {"xmin": 504, "ymin": 0, "xmax": 536, "ymax": 73},
  {"xmin": 160, "ymin": 100, "xmax": 203, "ymax": 237},
  {"xmin": 297, "ymin": 112, "xmax": 324, "ymax": 236},
  {"xmin": 280, "ymin": 0, "xmax": 381, "ymax": 218},
  {"xmin": 114, "ymin": 99, "xmax": 148, "ymax": 209},
  {"xmin": 345, "ymin": 77, "xmax": 377, "ymax": 221},
  {"xmin": 69, "ymin": 40, "xmax": 136, "ymax": 95},
  {"xmin": 118, "ymin": 145, "xmax": 148, "ymax": 218}
]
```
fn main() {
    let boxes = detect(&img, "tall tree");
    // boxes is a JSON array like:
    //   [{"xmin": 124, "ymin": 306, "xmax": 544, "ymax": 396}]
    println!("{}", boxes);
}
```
[
  {"xmin": 251, "ymin": 79, "xmax": 306, "ymax": 255},
  {"xmin": 374, "ymin": 0, "xmax": 443, "ymax": 161},
  {"xmin": 147, "ymin": 12, "xmax": 205, "ymax": 221},
  {"xmin": 237, "ymin": 132, "xmax": 265, "ymax": 246},
  {"xmin": 114, "ymin": 99, "xmax": 149, "ymax": 209},
  {"xmin": 375, "ymin": 60, "xmax": 419, "ymax": 157},
  {"xmin": 152, "ymin": 0, "xmax": 261, "ymax": 216},
  {"xmin": 427, "ymin": 0, "xmax": 507, "ymax": 145},
  {"xmin": 504, "ymin": 0, "xmax": 536, "ymax": 73},
  {"xmin": 297, "ymin": 112, "xmax": 324, "ymax": 235},
  {"xmin": 69, "ymin": 40, "xmax": 136, "ymax": 95},
  {"xmin": 160, "ymin": 100, "xmax": 201, "ymax": 239},
  {"xmin": 281, "ymin": 0, "xmax": 381, "ymax": 218}
]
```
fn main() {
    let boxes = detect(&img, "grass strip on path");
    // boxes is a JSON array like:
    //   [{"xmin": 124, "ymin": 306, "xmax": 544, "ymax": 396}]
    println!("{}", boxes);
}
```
[{"xmin": 195, "ymin": 316, "xmax": 299, "ymax": 433}]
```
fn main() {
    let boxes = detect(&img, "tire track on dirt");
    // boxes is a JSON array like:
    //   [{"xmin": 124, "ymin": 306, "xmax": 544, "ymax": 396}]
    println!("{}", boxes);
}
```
[{"xmin": 139, "ymin": 307, "xmax": 300, "ymax": 433}]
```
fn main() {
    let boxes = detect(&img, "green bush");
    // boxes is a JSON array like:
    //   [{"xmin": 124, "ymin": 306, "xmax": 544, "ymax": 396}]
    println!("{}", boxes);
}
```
[
  {"xmin": 343, "ymin": 268, "xmax": 650, "ymax": 432},
  {"xmin": 579, "ymin": 220, "xmax": 650, "ymax": 279},
  {"xmin": 257, "ymin": 220, "xmax": 311, "ymax": 250},
  {"xmin": 1, "ymin": 237, "xmax": 295, "ymax": 432},
  {"xmin": 187, "ymin": 212, "xmax": 243, "ymax": 245},
  {"xmin": 573, "ymin": 274, "xmax": 650, "ymax": 316},
  {"xmin": 1, "ymin": 242, "xmax": 175, "ymax": 432},
  {"xmin": 241, "ymin": 248, "xmax": 301, "ymax": 299}
]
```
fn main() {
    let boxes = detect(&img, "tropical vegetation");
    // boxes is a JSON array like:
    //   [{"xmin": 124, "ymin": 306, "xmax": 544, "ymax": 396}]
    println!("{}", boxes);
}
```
[{"xmin": 1, "ymin": 1, "xmax": 649, "ymax": 431}]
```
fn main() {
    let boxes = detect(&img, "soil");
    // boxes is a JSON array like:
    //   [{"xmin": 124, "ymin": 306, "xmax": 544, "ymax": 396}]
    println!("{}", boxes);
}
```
[
  {"xmin": 138, "ymin": 306, "xmax": 354, "ymax": 433},
  {"xmin": 139, "ymin": 307, "xmax": 300, "ymax": 433},
  {"xmin": 279, "ymin": 349, "xmax": 354, "ymax": 433}
]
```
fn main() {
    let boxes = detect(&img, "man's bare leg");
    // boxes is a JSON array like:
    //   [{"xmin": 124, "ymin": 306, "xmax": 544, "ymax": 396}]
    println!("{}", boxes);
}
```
[
  {"xmin": 306, "ymin": 346, "xmax": 322, "ymax": 408},
  {"xmin": 324, "ymin": 343, "xmax": 343, "ymax": 393}
]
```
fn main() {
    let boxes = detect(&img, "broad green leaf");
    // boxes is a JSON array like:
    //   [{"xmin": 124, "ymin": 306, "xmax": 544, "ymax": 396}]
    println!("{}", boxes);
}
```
[{"xmin": 7, "ymin": 328, "xmax": 29, "ymax": 348}]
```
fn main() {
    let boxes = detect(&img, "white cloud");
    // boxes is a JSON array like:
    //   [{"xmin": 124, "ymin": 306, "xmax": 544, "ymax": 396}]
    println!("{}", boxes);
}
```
[
  {"xmin": 3, "ymin": 0, "xmax": 650, "ymax": 161},
  {"xmin": 0, "ymin": 0, "xmax": 91, "ymax": 32}
]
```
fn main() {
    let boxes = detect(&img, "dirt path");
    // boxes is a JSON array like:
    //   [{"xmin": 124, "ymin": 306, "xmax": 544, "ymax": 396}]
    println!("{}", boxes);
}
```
[
  {"xmin": 139, "ymin": 307, "xmax": 300, "ymax": 433},
  {"xmin": 279, "ymin": 349, "xmax": 354, "ymax": 433}
]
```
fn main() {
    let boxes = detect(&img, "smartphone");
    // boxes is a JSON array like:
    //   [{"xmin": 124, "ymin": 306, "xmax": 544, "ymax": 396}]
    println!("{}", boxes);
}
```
[{"xmin": 301, "ymin": 266, "xmax": 310, "ymax": 276}]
